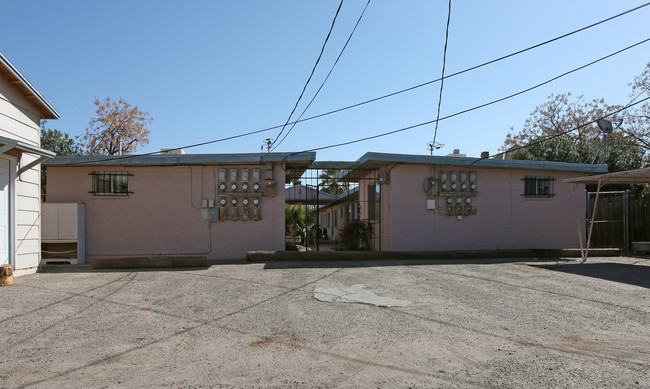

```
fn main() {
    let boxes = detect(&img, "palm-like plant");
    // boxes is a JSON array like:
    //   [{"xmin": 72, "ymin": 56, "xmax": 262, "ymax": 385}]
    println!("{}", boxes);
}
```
[
  {"xmin": 319, "ymin": 169, "xmax": 345, "ymax": 196},
  {"xmin": 285, "ymin": 205, "xmax": 314, "ymax": 239}
]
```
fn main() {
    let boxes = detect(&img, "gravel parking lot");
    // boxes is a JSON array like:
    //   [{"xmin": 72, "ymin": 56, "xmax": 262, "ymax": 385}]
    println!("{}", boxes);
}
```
[{"xmin": 1, "ymin": 256, "xmax": 648, "ymax": 388}]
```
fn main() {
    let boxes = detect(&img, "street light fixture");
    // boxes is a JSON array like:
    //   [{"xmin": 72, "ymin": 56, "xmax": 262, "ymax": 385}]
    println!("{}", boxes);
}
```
[{"xmin": 595, "ymin": 118, "xmax": 623, "ymax": 165}]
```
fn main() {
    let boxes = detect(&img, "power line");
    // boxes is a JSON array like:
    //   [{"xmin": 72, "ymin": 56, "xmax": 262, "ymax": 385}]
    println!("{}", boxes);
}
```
[
  {"xmin": 61, "ymin": 37, "xmax": 650, "ymax": 167},
  {"xmin": 272, "ymin": 1, "xmax": 649, "ymax": 134},
  {"xmin": 483, "ymin": 96, "xmax": 650, "ymax": 162},
  {"xmin": 265, "ymin": 1, "xmax": 650, "ymax": 146},
  {"xmin": 270, "ymin": 0, "xmax": 344, "ymax": 149},
  {"xmin": 283, "ymin": 95, "xmax": 650, "ymax": 166},
  {"xmin": 57, "ymin": 10, "xmax": 650, "ymax": 167},
  {"xmin": 431, "ymin": 0, "xmax": 452, "ymax": 153},
  {"xmin": 108, "ymin": 3, "xmax": 650, "ymax": 162},
  {"xmin": 271, "ymin": 0, "xmax": 372, "ymax": 152},
  {"xmin": 277, "ymin": 57, "xmax": 650, "ymax": 163}
]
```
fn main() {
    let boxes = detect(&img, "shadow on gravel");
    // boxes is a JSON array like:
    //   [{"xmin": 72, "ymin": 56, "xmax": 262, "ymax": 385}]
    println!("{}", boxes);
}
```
[
  {"xmin": 264, "ymin": 258, "xmax": 568, "ymax": 270},
  {"xmin": 532, "ymin": 263, "xmax": 650, "ymax": 289}
]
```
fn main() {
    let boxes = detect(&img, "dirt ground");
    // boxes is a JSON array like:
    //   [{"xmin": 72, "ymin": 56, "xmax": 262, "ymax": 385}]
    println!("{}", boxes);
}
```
[{"xmin": 1, "ymin": 256, "xmax": 648, "ymax": 388}]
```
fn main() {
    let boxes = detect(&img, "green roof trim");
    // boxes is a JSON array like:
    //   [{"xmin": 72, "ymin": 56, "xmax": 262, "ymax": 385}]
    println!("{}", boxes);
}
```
[
  {"xmin": 355, "ymin": 152, "xmax": 608, "ymax": 174},
  {"xmin": 44, "ymin": 152, "xmax": 317, "ymax": 166}
]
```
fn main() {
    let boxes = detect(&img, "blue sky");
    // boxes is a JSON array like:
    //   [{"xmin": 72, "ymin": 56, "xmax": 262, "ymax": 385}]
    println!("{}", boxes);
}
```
[{"xmin": 2, "ymin": 0, "xmax": 648, "ymax": 161}]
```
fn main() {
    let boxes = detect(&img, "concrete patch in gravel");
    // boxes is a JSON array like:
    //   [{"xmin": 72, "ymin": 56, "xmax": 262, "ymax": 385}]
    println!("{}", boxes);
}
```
[{"xmin": 313, "ymin": 284, "xmax": 411, "ymax": 307}]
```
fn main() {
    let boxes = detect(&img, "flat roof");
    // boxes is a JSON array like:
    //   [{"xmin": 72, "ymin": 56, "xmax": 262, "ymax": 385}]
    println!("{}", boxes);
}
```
[
  {"xmin": 0, "ymin": 52, "xmax": 60, "ymax": 119},
  {"xmin": 285, "ymin": 184, "xmax": 338, "ymax": 203},
  {"xmin": 44, "ymin": 152, "xmax": 316, "ymax": 167},
  {"xmin": 45, "ymin": 151, "xmax": 610, "ymax": 178},
  {"xmin": 354, "ymin": 152, "xmax": 609, "ymax": 173},
  {"xmin": 563, "ymin": 167, "xmax": 650, "ymax": 184},
  {"xmin": 45, "ymin": 152, "xmax": 317, "ymax": 184}
]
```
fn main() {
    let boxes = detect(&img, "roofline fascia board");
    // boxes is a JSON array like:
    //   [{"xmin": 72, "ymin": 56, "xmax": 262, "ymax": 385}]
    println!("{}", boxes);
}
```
[
  {"xmin": 355, "ymin": 152, "xmax": 608, "ymax": 174},
  {"xmin": 43, "ymin": 152, "xmax": 316, "ymax": 166},
  {"xmin": 310, "ymin": 161, "xmax": 358, "ymax": 170},
  {"xmin": 0, "ymin": 51, "xmax": 61, "ymax": 119}
]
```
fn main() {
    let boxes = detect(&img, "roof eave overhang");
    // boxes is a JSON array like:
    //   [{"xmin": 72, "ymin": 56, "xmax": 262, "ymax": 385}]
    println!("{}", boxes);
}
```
[
  {"xmin": 355, "ymin": 152, "xmax": 608, "ymax": 174},
  {"xmin": 44, "ymin": 152, "xmax": 317, "ymax": 167},
  {"xmin": 0, "ymin": 52, "xmax": 60, "ymax": 119},
  {"xmin": 0, "ymin": 135, "xmax": 57, "ymax": 176}
]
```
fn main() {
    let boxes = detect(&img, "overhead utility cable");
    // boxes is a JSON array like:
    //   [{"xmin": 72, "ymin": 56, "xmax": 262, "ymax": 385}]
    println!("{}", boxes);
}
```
[
  {"xmin": 269, "ymin": 1, "xmax": 650, "ymax": 134},
  {"xmin": 431, "ymin": 0, "xmax": 452, "ymax": 151},
  {"xmin": 276, "ymin": 40, "xmax": 650, "ymax": 161},
  {"xmin": 270, "ymin": 0, "xmax": 344, "ymax": 148},
  {"xmin": 271, "ymin": 0, "xmax": 372, "ymax": 152},
  {"xmin": 63, "ymin": 36, "xmax": 650, "ymax": 166},
  {"xmin": 265, "ymin": 1, "xmax": 650, "ymax": 145},
  {"xmin": 282, "ymin": 95, "xmax": 650, "ymax": 165},
  {"xmin": 484, "ymin": 97, "xmax": 650, "ymax": 162}
]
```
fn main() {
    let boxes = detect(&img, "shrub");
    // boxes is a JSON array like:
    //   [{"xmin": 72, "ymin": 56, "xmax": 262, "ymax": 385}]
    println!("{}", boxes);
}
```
[{"xmin": 339, "ymin": 220, "xmax": 373, "ymax": 250}]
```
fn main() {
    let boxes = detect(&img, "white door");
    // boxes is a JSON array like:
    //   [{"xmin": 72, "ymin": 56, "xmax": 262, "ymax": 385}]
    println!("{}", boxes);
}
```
[{"xmin": 0, "ymin": 158, "xmax": 9, "ymax": 265}]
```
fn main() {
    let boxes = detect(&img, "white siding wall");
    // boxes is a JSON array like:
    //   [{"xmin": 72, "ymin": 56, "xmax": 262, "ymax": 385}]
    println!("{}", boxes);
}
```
[{"xmin": 0, "ymin": 75, "xmax": 44, "ymax": 270}]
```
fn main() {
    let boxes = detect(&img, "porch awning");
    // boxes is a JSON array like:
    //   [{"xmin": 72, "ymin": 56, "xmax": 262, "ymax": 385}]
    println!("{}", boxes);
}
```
[{"xmin": 0, "ymin": 135, "xmax": 56, "ymax": 176}]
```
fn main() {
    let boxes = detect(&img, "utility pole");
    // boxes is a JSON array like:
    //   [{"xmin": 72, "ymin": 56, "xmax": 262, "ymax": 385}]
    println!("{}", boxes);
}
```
[
  {"xmin": 427, "ymin": 141, "xmax": 444, "ymax": 155},
  {"xmin": 261, "ymin": 138, "xmax": 273, "ymax": 153}
]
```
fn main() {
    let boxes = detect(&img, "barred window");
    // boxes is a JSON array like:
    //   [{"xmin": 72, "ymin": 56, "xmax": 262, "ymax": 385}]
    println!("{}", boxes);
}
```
[
  {"xmin": 90, "ymin": 172, "xmax": 132, "ymax": 196},
  {"xmin": 522, "ymin": 176, "xmax": 555, "ymax": 198}
]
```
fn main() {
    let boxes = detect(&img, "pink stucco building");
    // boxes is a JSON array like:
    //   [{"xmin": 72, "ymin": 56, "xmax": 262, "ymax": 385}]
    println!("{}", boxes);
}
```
[
  {"xmin": 316, "ymin": 152, "xmax": 607, "ymax": 252},
  {"xmin": 44, "ymin": 152, "xmax": 314, "ymax": 261},
  {"xmin": 45, "ymin": 150, "xmax": 607, "ymax": 261}
]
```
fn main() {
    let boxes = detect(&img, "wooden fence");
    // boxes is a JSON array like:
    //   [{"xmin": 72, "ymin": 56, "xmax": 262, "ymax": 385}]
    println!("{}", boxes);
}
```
[
  {"xmin": 588, "ymin": 191, "xmax": 650, "ymax": 249},
  {"xmin": 629, "ymin": 195, "xmax": 650, "ymax": 243}
]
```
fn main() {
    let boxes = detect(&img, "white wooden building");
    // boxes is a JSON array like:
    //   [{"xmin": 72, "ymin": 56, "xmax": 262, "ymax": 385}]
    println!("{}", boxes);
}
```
[{"xmin": 0, "ymin": 52, "xmax": 59, "ymax": 274}]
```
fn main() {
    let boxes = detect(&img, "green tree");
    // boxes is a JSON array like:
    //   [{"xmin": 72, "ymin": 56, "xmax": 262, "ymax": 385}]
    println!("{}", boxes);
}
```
[
  {"xmin": 500, "ymin": 93, "xmax": 648, "ymax": 172},
  {"xmin": 41, "ymin": 120, "xmax": 81, "ymax": 156},
  {"xmin": 77, "ymin": 97, "xmax": 153, "ymax": 155},
  {"xmin": 623, "ymin": 61, "xmax": 650, "ymax": 151},
  {"xmin": 40, "ymin": 120, "xmax": 81, "ymax": 198},
  {"xmin": 319, "ymin": 169, "xmax": 345, "ymax": 196},
  {"xmin": 503, "ymin": 133, "xmax": 646, "ymax": 173},
  {"xmin": 285, "ymin": 204, "xmax": 314, "ymax": 245}
]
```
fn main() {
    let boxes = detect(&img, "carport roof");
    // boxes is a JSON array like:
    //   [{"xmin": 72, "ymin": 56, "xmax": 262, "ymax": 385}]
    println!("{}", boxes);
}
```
[{"xmin": 563, "ymin": 167, "xmax": 650, "ymax": 185}]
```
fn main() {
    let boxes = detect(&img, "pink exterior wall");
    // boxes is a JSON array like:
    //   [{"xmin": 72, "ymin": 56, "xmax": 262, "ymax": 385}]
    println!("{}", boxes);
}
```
[
  {"xmin": 320, "ymin": 203, "xmax": 347, "ymax": 242},
  {"xmin": 383, "ymin": 164, "xmax": 587, "ymax": 251},
  {"xmin": 46, "ymin": 164, "xmax": 286, "ymax": 260},
  {"xmin": 356, "ymin": 171, "xmax": 386, "ymax": 251}
]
